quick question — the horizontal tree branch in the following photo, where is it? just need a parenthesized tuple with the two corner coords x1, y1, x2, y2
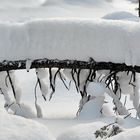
(0, 58, 140, 73)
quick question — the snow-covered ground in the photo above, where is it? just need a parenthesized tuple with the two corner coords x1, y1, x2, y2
(0, 0, 137, 22)
(0, 0, 140, 140)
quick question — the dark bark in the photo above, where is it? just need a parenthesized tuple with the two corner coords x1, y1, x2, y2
(0, 58, 140, 73)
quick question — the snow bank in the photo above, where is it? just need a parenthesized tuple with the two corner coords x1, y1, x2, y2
(1, 19, 140, 66)
(0, 109, 55, 140)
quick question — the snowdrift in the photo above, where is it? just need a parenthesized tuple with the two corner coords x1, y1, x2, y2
(0, 19, 140, 66)
(0, 109, 55, 140)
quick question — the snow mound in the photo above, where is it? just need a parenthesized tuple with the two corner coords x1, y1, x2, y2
(58, 118, 140, 140)
(78, 98, 104, 119)
(0, 109, 55, 140)
(103, 11, 139, 22)
(57, 121, 107, 140)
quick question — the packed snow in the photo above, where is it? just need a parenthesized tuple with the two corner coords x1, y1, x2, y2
(0, 109, 55, 140)
(58, 117, 140, 140)
(0, 0, 140, 140)
(0, 19, 140, 66)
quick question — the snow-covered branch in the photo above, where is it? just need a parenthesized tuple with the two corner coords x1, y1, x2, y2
(1, 58, 140, 73)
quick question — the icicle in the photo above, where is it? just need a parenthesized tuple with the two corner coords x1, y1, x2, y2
(39, 79, 48, 101)
(14, 87, 22, 104)
(71, 69, 79, 92)
(26, 59, 32, 72)
(76, 92, 90, 116)
(58, 70, 69, 90)
(6, 71, 16, 100)
(49, 68, 55, 100)
(34, 79, 43, 118)
(35, 102, 43, 118)
(6, 71, 22, 104)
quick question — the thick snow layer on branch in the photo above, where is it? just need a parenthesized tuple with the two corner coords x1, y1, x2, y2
(1, 19, 140, 66)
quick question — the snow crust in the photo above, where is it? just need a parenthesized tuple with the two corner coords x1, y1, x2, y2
(0, 19, 140, 66)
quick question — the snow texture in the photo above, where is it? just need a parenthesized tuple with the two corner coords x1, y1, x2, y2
(78, 97, 104, 119)
(0, 19, 140, 66)
(0, 109, 55, 140)
(87, 82, 106, 97)
(103, 11, 139, 21)
(58, 117, 140, 140)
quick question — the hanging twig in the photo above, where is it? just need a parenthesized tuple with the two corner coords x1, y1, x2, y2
(71, 69, 79, 92)
(77, 69, 81, 88)
(124, 96, 127, 107)
(53, 68, 61, 88)
(59, 71, 69, 90)
(34, 79, 38, 104)
(124, 113, 131, 119)
(6, 71, 16, 100)
(49, 68, 55, 100)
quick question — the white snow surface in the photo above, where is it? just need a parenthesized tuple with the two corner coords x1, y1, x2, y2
(0, 0, 140, 140)
(58, 117, 140, 140)
(78, 97, 104, 119)
(0, 19, 140, 66)
(0, 109, 55, 140)
(87, 82, 106, 96)
(103, 11, 139, 21)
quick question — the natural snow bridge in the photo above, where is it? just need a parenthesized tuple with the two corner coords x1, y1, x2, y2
(1, 19, 140, 118)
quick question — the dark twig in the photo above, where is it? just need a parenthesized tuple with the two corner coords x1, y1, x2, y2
(6, 71, 16, 100)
